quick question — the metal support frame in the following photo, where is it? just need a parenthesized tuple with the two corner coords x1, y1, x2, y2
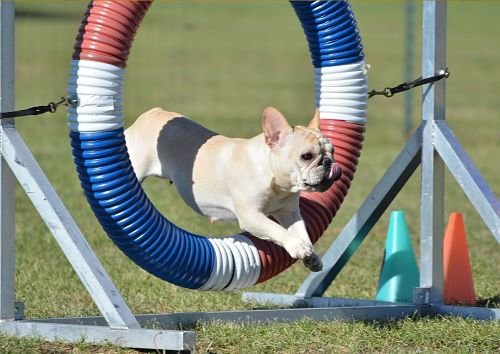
(244, 0, 499, 321)
(0, 0, 16, 324)
(0, 0, 498, 352)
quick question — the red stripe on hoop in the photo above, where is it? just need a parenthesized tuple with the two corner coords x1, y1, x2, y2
(73, 0, 152, 68)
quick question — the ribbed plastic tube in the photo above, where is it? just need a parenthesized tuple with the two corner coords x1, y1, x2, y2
(68, 0, 366, 290)
(253, 0, 367, 283)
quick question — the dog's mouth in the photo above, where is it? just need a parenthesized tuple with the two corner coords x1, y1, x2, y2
(303, 161, 342, 192)
(328, 162, 343, 181)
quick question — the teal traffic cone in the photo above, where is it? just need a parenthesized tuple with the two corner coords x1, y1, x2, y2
(375, 210, 419, 303)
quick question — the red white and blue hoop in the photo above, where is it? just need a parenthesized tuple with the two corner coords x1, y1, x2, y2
(68, 0, 367, 290)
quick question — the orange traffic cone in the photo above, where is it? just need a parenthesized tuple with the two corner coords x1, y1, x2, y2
(443, 213, 476, 305)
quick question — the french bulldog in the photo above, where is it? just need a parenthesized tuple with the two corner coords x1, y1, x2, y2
(124, 107, 342, 272)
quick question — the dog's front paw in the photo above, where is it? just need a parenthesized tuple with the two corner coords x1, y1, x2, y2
(303, 253, 323, 272)
(283, 237, 313, 260)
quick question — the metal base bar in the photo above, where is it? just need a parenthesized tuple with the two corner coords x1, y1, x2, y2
(430, 304, 500, 321)
(0, 321, 196, 351)
(1, 300, 497, 350)
(243, 293, 410, 309)
(1, 302, 496, 351)
(23, 306, 422, 328)
(0, 305, 421, 350)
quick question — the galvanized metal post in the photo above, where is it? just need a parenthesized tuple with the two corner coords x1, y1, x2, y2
(419, 0, 447, 304)
(0, 1, 16, 322)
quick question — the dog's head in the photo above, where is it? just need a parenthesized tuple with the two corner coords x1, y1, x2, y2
(262, 107, 342, 193)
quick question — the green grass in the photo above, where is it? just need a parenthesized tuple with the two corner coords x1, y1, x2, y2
(1, 1, 499, 353)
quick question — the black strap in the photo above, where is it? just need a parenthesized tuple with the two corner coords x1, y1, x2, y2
(2, 71, 450, 118)
(369, 68, 450, 99)
(0, 97, 68, 119)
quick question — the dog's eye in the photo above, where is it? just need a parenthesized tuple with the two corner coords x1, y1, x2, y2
(301, 153, 314, 161)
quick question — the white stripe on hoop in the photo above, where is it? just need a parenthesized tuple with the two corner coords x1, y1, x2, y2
(199, 238, 233, 291)
(67, 60, 124, 132)
(315, 60, 368, 124)
(200, 235, 261, 291)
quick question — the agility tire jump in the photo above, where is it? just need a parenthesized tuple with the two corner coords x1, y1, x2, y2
(68, 0, 367, 290)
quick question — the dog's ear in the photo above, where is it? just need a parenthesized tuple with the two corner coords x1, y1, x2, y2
(307, 108, 320, 130)
(262, 107, 292, 148)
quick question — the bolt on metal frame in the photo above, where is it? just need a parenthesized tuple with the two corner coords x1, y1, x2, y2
(0, 1, 498, 352)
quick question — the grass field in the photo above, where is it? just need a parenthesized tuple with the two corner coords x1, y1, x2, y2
(1, 1, 499, 353)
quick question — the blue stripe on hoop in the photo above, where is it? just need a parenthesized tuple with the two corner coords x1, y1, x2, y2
(291, 0, 364, 68)
(70, 129, 215, 289)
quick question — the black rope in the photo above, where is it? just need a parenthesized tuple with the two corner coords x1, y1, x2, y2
(369, 68, 450, 99)
(0, 97, 69, 119)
